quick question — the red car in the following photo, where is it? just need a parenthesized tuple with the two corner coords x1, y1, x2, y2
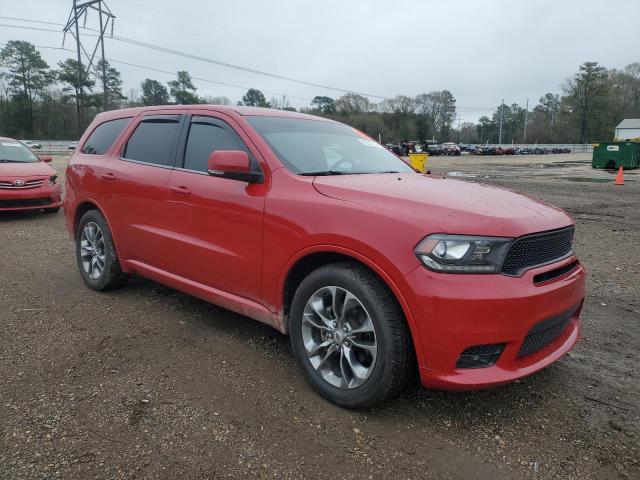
(64, 106, 585, 408)
(0, 137, 61, 213)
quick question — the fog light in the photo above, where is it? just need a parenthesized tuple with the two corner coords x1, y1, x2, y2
(456, 344, 505, 369)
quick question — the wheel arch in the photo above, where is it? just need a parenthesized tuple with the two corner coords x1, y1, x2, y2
(279, 246, 424, 362)
(72, 199, 124, 269)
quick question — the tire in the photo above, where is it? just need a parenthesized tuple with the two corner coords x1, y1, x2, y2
(75, 209, 128, 291)
(289, 262, 414, 408)
(43, 207, 60, 214)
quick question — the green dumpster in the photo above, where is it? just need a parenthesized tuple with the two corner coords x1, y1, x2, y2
(592, 141, 640, 170)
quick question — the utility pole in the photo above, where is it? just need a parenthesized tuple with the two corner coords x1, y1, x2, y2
(457, 116, 461, 143)
(498, 99, 504, 145)
(63, 0, 116, 131)
(523, 98, 529, 144)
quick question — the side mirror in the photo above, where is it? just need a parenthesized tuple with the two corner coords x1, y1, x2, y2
(40, 155, 52, 163)
(207, 150, 262, 183)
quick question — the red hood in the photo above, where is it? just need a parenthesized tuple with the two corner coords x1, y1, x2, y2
(0, 161, 55, 178)
(312, 173, 572, 237)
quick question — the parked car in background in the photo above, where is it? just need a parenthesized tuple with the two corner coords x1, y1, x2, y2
(64, 105, 585, 408)
(459, 144, 476, 153)
(442, 142, 461, 156)
(21, 139, 42, 150)
(0, 137, 61, 213)
(423, 143, 444, 156)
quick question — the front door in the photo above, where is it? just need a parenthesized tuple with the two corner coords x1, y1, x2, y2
(165, 113, 267, 302)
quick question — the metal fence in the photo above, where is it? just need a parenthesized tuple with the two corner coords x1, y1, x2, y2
(482, 144, 593, 153)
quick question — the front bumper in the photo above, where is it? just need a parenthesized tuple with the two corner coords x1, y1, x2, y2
(404, 255, 586, 390)
(0, 183, 62, 212)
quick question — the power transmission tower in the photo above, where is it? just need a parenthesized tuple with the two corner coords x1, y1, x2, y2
(498, 99, 504, 144)
(63, 0, 116, 130)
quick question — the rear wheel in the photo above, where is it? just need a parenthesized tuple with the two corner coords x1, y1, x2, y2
(75, 210, 128, 291)
(290, 263, 414, 408)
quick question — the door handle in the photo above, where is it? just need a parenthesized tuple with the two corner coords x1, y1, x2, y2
(100, 172, 115, 181)
(170, 185, 191, 196)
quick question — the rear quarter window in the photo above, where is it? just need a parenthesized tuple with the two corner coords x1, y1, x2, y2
(81, 117, 131, 155)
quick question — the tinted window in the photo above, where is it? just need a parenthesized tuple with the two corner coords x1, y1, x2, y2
(81, 117, 130, 155)
(183, 116, 248, 172)
(123, 116, 181, 166)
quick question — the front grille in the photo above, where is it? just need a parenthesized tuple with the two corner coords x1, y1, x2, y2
(517, 306, 578, 358)
(0, 178, 46, 189)
(0, 198, 50, 208)
(501, 226, 574, 276)
(533, 260, 579, 284)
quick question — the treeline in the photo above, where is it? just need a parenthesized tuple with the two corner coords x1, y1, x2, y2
(1, 40, 638, 143)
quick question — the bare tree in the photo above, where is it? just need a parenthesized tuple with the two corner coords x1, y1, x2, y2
(335, 93, 371, 114)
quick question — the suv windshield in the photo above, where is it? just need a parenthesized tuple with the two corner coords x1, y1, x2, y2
(246, 116, 413, 175)
(0, 141, 40, 163)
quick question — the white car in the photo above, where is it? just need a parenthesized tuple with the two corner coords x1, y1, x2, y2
(21, 140, 42, 150)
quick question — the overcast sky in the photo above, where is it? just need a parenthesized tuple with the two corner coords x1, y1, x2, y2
(1, 0, 639, 121)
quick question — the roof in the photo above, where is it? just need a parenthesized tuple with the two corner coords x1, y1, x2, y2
(616, 118, 640, 129)
(93, 105, 332, 124)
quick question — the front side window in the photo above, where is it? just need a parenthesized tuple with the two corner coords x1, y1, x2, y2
(0, 141, 40, 163)
(81, 117, 131, 155)
(122, 115, 181, 167)
(182, 116, 249, 172)
(246, 116, 413, 175)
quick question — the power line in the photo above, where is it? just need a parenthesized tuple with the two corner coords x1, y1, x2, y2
(0, 16, 63, 26)
(0, 20, 386, 99)
(0, 42, 313, 103)
(0, 20, 509, 112)
(0, 23, 61, 33)
(107, 58, 314, 102)
(107, 35, 387, 99)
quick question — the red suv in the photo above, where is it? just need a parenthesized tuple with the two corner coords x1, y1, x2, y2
(64, 106, 585, 407)
(0, 137, 60, 213)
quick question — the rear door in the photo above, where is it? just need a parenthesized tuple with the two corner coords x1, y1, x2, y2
(164, 112, 267, 302)
(98, 112, 185, 269)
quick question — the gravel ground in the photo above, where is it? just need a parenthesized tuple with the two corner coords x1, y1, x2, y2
(0, 154, 638, 480)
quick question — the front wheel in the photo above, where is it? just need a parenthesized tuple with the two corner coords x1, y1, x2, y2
(290, 263, 414, 408)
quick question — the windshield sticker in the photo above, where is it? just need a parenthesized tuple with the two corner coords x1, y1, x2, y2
(358, 139, 384, 149)
(2, 142, 22, 147)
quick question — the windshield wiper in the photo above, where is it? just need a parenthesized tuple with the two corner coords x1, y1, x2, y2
(299, 171, 349, 176)
(0, 159, 25, 163)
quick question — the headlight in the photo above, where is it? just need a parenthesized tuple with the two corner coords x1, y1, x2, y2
(48, 175, 57, 185)
(414, 234, 512, 273)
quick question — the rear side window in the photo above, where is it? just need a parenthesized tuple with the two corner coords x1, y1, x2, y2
(122, 115, 181, 167)
(81, 117, 131, 155)
(183, 116, 248, 172)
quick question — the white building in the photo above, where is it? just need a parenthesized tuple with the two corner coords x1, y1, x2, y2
(614, 119, 640, 140)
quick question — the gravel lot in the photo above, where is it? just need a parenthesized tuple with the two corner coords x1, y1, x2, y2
(1, 153, 638, 480)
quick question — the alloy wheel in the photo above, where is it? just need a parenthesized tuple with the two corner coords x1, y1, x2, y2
(301, 286, 377, 389)
(80, 222, 106, 280)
